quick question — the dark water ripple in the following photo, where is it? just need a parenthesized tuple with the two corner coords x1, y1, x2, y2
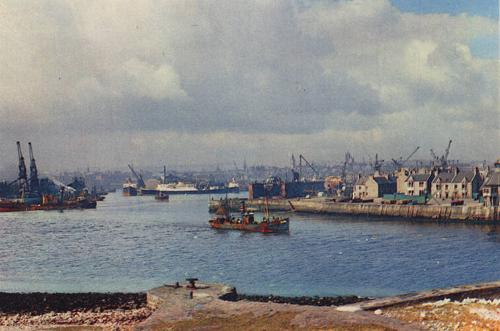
(0, 192, 499, 296)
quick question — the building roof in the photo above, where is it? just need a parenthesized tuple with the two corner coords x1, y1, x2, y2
(355, 176, 368, 186)
(450, 171, 476, 183)
(483, 171, 500, 187)
(432, 172, 454, 183)
(407, 173, 432, 182)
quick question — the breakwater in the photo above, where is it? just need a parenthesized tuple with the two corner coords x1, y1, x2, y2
(209, 198, 499, 222)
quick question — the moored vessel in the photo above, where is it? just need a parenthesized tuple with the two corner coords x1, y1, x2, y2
(122, 180, 138, 196)
(155, 183, 170, 201)
(209, 200, 289, 233)
(0, 195, 97, 212)
(226, 178, 240, 193)
(163, 182, 199, 194)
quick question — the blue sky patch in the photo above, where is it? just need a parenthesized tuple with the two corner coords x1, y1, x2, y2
(470, 34, 499, 58)
(391, 0, 499, 20)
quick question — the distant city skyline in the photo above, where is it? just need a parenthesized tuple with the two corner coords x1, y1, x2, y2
(0, 0, 498, 173)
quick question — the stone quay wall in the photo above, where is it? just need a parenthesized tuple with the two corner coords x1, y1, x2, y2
(209, 198, 499, 222)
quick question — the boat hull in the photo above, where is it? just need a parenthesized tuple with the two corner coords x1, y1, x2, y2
(209, 219, 289, 233)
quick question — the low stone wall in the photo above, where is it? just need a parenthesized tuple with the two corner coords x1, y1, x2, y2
(209, 198, 499, 222)
(338, 281, 500, 311)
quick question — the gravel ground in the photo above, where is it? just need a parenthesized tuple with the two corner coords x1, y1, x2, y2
(0, 308, 152, 330)
(0, 292, 153, 330)
(381, 298, 500, 330)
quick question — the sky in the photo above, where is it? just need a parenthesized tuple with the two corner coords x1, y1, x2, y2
(0, 0, 498, 173)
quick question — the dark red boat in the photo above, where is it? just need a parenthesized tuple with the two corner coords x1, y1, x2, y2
(209, 200, 289, 233)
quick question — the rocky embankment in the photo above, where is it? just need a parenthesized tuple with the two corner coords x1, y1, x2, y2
(228, 293, 369, 306)
(0, 292, 153, 329)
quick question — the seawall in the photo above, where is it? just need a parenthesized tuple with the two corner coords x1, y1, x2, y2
(209, 198, 499, 222)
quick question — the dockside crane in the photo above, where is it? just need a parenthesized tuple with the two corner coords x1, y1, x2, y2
(392, 146, 420, 169)
(28, 142, 39, 193)
(128, 164, 145, 188)
(16, 141, 29, 197)
(430, 139, 452, 168)
(341, 152, 355, 182)
(290, 154, 300, 182)
(370, 154, 384, 172)
(299, 154, 320, 180)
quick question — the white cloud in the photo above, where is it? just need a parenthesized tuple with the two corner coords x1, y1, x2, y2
(120, 58, 187, 100)
(0, 0, 497, 170)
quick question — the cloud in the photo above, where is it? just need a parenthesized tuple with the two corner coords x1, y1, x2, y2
(119, 59, 187, 100)
(0, 0, 497, 170)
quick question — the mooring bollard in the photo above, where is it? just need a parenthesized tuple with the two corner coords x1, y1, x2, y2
(186, 278, 198, 289)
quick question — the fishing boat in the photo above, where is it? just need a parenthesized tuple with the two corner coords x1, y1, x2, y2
(209, 200, 289, 233)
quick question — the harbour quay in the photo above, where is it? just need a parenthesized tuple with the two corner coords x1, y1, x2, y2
(209, 197, 499, 222)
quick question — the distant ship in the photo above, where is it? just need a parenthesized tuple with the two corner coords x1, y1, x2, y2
(226, 179, 240, 193)
(154, 184, 169, 201)
(161, 182, 199, 195)
(157, 181, 240, 195)
(122, 179, 138, 196)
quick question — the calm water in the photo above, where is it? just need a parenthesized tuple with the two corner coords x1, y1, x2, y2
(0, 192, 499, 297)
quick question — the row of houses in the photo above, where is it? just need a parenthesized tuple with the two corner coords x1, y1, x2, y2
(353, 159, 500, 206)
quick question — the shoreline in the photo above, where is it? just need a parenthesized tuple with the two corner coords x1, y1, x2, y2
(2, 281, 500, 330)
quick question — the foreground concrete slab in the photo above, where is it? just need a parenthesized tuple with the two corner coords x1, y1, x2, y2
(135, 281, 420, 330)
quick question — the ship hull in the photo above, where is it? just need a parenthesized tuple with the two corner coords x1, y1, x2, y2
(166, 188, 238, 195)
(140, 188, 158, 195)
(122, 187, 138, 196)
(0, 199, 97, 212)
(155, 192, 169, 201)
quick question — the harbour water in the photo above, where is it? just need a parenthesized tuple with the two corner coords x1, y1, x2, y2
(0, 192, 499, 297)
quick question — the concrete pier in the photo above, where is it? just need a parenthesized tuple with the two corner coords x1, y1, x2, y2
(209, 198, 499, 222)
(136, 280, 419, 330)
